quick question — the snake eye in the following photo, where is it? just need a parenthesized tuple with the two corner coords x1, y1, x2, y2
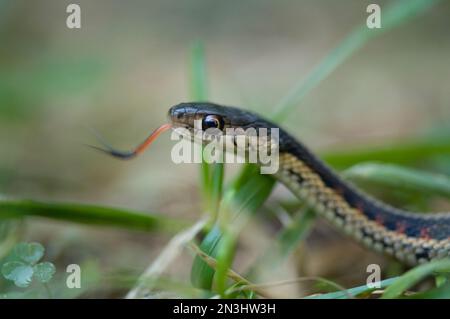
(202, 114, 224, 130)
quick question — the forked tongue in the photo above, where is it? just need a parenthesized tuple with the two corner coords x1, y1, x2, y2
(88, 123, 172, 159)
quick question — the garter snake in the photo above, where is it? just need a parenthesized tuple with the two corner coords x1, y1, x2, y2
(167, 102, 450, 266)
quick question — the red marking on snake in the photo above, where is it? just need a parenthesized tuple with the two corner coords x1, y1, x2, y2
(396, 222, 407, 234)
(375, 215, 384, 226)
(355, 202, 365, 214)
(420, 228, 431, 240)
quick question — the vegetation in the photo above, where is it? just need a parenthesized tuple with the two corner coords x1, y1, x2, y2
(1, 0, 449, 298)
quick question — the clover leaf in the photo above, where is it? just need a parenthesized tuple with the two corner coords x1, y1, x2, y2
(14, 242, 44, 265)
(33, 262, 56, 283)
(1, 261, 34, 288)
(1, 242, 55, 289)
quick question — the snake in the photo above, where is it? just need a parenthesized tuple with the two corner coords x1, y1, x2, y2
(95, 102, 450, 266)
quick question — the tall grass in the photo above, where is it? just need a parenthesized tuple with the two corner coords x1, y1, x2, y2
(186, 0, 450, 299)
(1, 0, 449, 299)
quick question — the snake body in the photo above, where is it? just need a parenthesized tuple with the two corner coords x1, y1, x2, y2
(168, 102, 450, 265)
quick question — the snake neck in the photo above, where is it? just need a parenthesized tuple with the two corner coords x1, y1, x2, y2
(274, 131, 450, 265)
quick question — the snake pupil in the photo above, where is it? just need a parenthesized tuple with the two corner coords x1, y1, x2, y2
(202, 115, 224, 130)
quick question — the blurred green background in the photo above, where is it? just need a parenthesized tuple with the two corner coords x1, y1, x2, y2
(1, 0, 450, 298)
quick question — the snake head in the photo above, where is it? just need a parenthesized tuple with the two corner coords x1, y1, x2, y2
(168, 102, 261, 132)
(168, 102, 280, 154)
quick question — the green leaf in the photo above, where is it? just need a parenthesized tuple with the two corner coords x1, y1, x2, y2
(189, 42, 212, 213)
(0, 200, 189, 233)
(14, 242, 44, 265)
(344, 163, 450, 198)
(277, 209, 316, 257)
(306, 277, 398, 299)
(405, 282, 450, 299)
(225, 0, 447, 285)
(382, 259, 450, 299)
(189, 41, 208, 101)
(186, 0, 444, 299)
(435, 275, 447, 287)
(272, 0, 441, 122)
(190, 226, 222, 289)
(322, 138, 450, 170)
(191, 173, 275, 291)
(210, 163, 224, 222)
(33, 262, 56, 283)
(247, 208, 316, 280)
(214, 231, 236, 296)
(343, 162, 450, 199)
(1, 261, 34, 288)
(226, 171, 276, 215)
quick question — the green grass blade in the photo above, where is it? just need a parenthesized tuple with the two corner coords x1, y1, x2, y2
(306, 277, 398, 299)
(188, 42, 227, 291)
(343, 162, 450, 199)
(214, 231, 236, 296)
(190, 225, 222, 289)
(212, 174, 276, 293)
(246, 208, 316, 280)
(190, 41, 208, 102)
(189, 41, 213, 211)
(382, 259, 450, 299)
(277, 209, 316, 257)
(323, 138, 450, 170)
(210, 162, 224, 222)
(226, 173, 276, 217)
(235, 0, 443, 195)
(404, 282, 450, 299)
(188, 0, 443, 298)
(227, 0, 445, 242)
(0, 200, 189, 233)
(272, 0, 441, 122)
(190, 173, 275, 290)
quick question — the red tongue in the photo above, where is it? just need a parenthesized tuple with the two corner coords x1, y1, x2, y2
(89, 123, 172, 160)
(133, 123, 172, 156)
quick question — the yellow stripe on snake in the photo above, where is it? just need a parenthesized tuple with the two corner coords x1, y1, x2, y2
(168, 102, 450, 266)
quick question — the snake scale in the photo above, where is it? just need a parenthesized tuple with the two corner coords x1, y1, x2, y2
(167, 102, 450, 266)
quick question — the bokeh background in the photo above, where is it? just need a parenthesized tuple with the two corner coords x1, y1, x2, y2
(1, 0, 450, 297)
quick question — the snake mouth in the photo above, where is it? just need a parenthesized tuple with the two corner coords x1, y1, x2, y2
(168, 118, 190, 130)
